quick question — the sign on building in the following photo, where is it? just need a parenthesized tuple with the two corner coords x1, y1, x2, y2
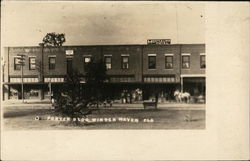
(10, 77, 39, 83)
(44, 77, 64, 83)
(147, 39, 171, 45)
(66, 50, 74, 58)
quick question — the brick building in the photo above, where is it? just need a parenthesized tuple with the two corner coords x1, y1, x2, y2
(2, 43, 205, 102)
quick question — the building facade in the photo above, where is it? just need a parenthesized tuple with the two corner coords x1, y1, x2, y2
(2, 43, 205, 102)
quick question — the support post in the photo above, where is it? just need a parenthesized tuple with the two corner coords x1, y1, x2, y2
(181, 76, 183, 93)
(17, 54, 26, 103)
(49, 81, 52, 103)
(21, 63, 24, 102)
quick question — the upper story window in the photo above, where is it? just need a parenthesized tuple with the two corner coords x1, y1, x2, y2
(29, 57, 36, 70)
(49, 57, 56, 70)
(200, 54, 206, 69)
(67, 58, 73, 74)
(148, 54, 156, 69)
(104, 56, 112, 70)
(121, 56, 129, 69)
(182, 54, 190, 69)
(165, 55, 173, 69)
(14, 57, 21, 70)
(84, 57, 91, 65)
(83, 56, 92, 70)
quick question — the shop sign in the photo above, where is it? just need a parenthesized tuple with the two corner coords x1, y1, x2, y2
(147, 39, 171, 45)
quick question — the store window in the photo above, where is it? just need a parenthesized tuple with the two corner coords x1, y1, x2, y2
(14, 58, 21, 70)
(165, 56, 173, 69)
(148, 56, 156, 69)
(29, 89, 39, 98)
(105, 56, 112, 69)
(121, 56, 129, 69)
(49, 57, 56, 70)
(200, 55, 206, 69)
(182, 55, 190, 69)
(29, 57, 36, 70)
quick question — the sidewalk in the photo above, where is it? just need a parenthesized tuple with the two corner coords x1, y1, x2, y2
(2, 99, 51, 105)
(2, 100, 205, 110)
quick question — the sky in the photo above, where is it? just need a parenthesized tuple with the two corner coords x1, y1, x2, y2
(1, 1, 205, 47)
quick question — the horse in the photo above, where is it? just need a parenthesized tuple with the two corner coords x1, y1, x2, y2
(174, 90, 191, 103)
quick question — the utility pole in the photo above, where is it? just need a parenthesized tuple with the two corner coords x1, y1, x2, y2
(17, 54, 26, 103)
(39, 43, 45, 100)
(49, 79, 52, 103)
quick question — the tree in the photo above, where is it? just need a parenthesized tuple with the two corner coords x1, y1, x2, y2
(84, 59, 108, 108)
(53, 70, 93, 125)
(53, 59, 108, 125)
(42, 32, 66, 47)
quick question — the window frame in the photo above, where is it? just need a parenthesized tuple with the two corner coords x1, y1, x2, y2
(200, 55, 206, 69)
(14, 57, 21, 70)
(83, 56, 92, 70)
(49, 57, 56, 70)
(29, 57, 36, 70)
(67, 58, 73, 74)
(121, 56, 129, 69)
(182, 55, 190, 69)
(104, 56, 112, 70)
(148, 55, 156, 69)
(165, 56, 173, 69)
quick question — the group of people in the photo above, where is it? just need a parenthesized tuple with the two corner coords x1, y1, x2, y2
(107, 89, 193, 104)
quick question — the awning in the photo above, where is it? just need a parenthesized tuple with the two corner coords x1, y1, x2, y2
(183, 77, 205, 83)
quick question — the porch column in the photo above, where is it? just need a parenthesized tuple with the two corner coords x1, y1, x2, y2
(180, 76, 183, 92)
(3, 85, 9, 100)
(39, 88, 44, 100)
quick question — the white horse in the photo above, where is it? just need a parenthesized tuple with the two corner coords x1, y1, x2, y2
(174, 90, 191, 103)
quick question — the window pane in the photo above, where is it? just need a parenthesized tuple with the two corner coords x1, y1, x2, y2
(122, 56, 129, 69)
(30, 64, 36, 69)
(84, 57, 91, 63)
(15, 58, 20, 64)
(148, 56, 156, 69)
(200, 55, 206, 68)
(182, 56, 189, 62)
(201, 55, 205, 61)
(106, 64, 111, 69)
(165, 56, 173, 69)
(30, 58, 35, 63)
(123, 57, 128, 62)
(166, 56, 172, 62)
(105, 57, 111, 63)
(166, 63, 173, 69)
(67, 58, 73, 73)
(50, 58, 56, 63)
(29, 57, 36, 70)
(15, 65, 21, 70)
(105, 57, 112, 69)
(182, 56, 190, 69)
(14, 58, 21, 70)
(49, 57, 56, 69)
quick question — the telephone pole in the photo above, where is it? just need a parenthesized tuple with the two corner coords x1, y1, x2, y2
(17, 54, 26, 103)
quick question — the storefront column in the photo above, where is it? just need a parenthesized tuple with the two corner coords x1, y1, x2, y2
(39, 88, 44, 100)
(180, 77, 183, 92)
(3, 85, 9, 101)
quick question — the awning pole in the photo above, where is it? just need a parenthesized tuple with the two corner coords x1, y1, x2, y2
(181, 77, 183, 92)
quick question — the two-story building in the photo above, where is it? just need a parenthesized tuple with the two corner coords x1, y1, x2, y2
(2, 42, 205, 102)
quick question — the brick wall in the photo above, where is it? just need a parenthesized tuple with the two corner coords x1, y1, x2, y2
(180, 44, 206, 75)
(4, 44, 205, 83)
